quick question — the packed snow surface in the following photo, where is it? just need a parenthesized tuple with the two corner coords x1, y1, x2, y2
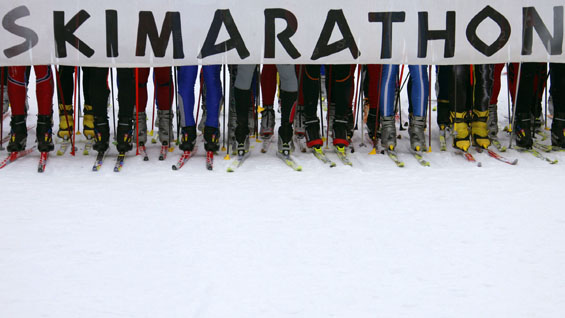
(1, 68, 564, 317)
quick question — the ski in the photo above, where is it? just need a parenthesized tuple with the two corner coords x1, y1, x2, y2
(533, 141, 552, 153)
(475, 147, 518, 165)
(92, 151, 107, 171)
(534, 129, 550, 141)
(206, 151, 214, 170)
(456, 150, 482, 167)
(114, 153, 126, 172)
(312, 147, 336, 167)
(385, 149, 405, 167)
(83, 140, 93, 155)
(335, 146, 353, 166)
(276, 151, 302, 171)
(439, 129, 447, 151)
(139, 145, 149, 161)
(172, 148, 197, 171)
(293, 135, 308, 153)
(260, 135, 275, 153)
(517, 148, 558, 164)
(0, 147, 35, 169)
(491, 139, 507, 152)
(158, 145, 168, 161)
(37, 152, 48, 173)
(226, 151, 249, 172)
(56, 141, 72, 156)
(410, 150, 430, 167)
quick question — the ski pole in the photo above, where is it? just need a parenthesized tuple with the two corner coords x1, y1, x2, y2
(0, 67, 4, 150)
(174, 66, 180, 144)
(326, 65, 333, 148)
(428, 65, 432, 152)
(358, 66, 367, 148)
(506, 63, 511, 131)
(135, 68, 140, 155)
(352, 64, 361, 129)
(223, 64, 229, 158)
(71, 66, 79, 156)
(76, 67, 82, 136)
(150, 71, 156, 136)
(195, 67, 203, 129)
(110, 68, 117, 140)
(318, 67, 325, 142)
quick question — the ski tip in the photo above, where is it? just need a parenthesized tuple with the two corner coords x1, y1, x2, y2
(172, 165, 178, 171)
(477, 162, 483, 167)
(143, 156, 149, 161)
(296, 166, 303, 171)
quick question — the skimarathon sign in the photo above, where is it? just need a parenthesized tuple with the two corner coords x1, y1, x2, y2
(0, 0, 564, 66)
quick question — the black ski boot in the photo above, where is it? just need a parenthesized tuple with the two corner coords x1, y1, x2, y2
(7, 115, 27, 152)
(332, 115, 350, 147)
(179, 126, 197, 151)
(203, 126, 220, 152)
(36, 114, 54, 152)
(304, 116, 323, 149)
(514, 113, 533, 149)
(116, 117, 133, 153)
(93, 117, 110, 153)
(551, 113, 565, 149)
(278, 122, 294, 155)
(234, 124, 250, 155)
(366, 108, 378, 140)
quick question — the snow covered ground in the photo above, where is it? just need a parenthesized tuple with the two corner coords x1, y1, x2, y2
(1, 68, 565, 317)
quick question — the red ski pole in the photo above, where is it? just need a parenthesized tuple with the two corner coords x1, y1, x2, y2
(0, 67, 4, 150)
(135, 68, 140, 155)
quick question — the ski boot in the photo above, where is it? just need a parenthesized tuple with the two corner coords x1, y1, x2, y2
(380, 116, 397, 151)
(93, 117, 110, 153)
(332, 115, 350, 148)
(293, 105, 306, 136)
(135, 112, 148, 147)
(83, 104, 95, 140)
(198, 84, 207, 132)
(203, 126, 220, 152)
(278, 122, 294, 155)
(57, 104, 73, 140)
(514, 113, 533, 149)
(260, 105, 275, 138)
(366, 108, 378, 140)
(408, 114, 427, 152)
(471, 109, 490, 149)
(304, 116, 323, 149)
(451, 111, 470, 151)
(551, 113, 565, 149)
(7, 115, 27, 152)
(487, 104, 498, 140)
(116, 117, 133, 153)
(179, 126, 197, 152)
(36, 114, 54, 152)
(157, 109, 174, 146)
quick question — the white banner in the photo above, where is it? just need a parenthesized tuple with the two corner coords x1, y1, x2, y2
(0, 0, 564, 66)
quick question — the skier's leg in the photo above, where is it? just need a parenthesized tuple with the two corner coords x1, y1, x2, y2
(202, 65, 222, 152)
